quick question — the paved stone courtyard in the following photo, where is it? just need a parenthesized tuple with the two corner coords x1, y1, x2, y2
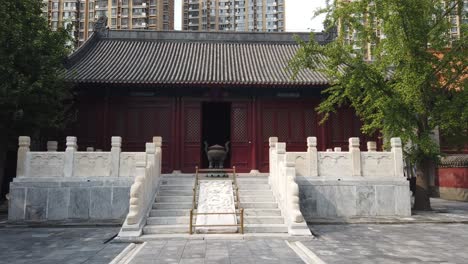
(0, 198, 467, 263)
(0, 227, 126, 264)
(130, 240, 304, 264)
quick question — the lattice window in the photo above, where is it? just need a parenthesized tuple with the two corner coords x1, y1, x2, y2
(185, 108, 201, 142)
(232, 107, 248, 142)
(156, 108, 172, 141)
(290, 110, 303, 141)
(277, 111, 289, 141)
(304, 109, 317, 137)
(262, 110, 275, 141)
(128, 109, 140, 140)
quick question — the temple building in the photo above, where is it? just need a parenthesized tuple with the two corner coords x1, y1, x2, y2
(64, 27, 376, 174)
(8, 26, 412, 237)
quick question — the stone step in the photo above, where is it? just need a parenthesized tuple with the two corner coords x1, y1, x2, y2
(236, 178, 269, 183)
(239, 196, 275, 202)
(240, 202, 278, 209)
(143, 225, 189, 234)
(244, 224, 288, 233)
(244, 209, 282, 216)
(153, 202, 192, 209)
(239, 190, 274, 196)
(237, 184, 270, 190)
(160, 179, 194, 185)
(242, 216, 284, 224)
(147, 216, 189, 225)
(156, 196, 193, 203)
(159, 185, 193, 191)
(159, 190, 193, 196)
(149, 209, 190, 217)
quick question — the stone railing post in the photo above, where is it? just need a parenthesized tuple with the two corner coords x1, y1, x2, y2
(349, 137, 361, 176)
(153, 136, 162, 175)
(47, 141, 58, 152)
(110, 136, 122, 177)
(276, 142, 287, 202)
(126, 155, 146, 225)
(391, 137, 404, 177)
(285, 153, 303, 223)
(306, 137, 318, 176)
(16, 136, 31, 177)
(367, 141, 377, 152)
(268, 137, 278, 186)
(63, 136, 77, 178)
(145, 142, 156, 167)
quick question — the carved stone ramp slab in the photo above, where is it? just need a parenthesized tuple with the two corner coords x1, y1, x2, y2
(195, 180, 237, 233)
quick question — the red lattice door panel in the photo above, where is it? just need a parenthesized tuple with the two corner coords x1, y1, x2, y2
(259, 100, 319, 172)
(108, 97, 175, 173)
(230, 102, 252, 173)
(326, 107, 378, 151)
(74, 96, 105, 150)
(181, 100, 202, 173)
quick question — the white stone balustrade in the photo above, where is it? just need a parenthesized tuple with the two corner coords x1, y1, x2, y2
(120, 137, 163, 237)
(16, 136, 161, 179)
(269, 136, 411, 220)
(274, 136, 406, 178)
(269, 138, 311, 236)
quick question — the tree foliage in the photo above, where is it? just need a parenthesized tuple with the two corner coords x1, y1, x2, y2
(290, 0, 467, 209)
(0, 0, 73, 147)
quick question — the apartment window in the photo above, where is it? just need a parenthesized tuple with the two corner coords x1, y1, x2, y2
(111, 18, 117, 25)
(122, 18, 128, 25)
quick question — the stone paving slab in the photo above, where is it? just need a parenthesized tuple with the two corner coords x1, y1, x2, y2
(305, 223, 468, 264)
(128, 239, 304, 264)
(307, 198, 468, 224)
(0, 227, 128, 264)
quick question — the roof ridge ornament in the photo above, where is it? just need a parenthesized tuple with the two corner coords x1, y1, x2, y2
(94, 16, 109, 37)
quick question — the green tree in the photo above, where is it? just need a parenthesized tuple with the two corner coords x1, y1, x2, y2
(290, 0, 467, 210)
(0, 0, 73, 195)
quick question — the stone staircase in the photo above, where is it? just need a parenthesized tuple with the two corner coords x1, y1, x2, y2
(142, 174, 288, 235)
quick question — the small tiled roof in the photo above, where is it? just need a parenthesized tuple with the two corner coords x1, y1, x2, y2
(438, 154, 468, 168)
(65, 30, 333, 86)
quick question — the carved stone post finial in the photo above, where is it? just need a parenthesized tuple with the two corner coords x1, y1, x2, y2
(269, 137, 278, 148)
(391, 137, 404, 177)
(349, 137, 361, 176)
(153, 137, 162, 148)
(334, 147, 342, 152)
(17, 136, 31, 177)
(64, 136, 77, 177)
(307, 137, 318, 176)
(47, 141, 58, 152)
(367, 141, 377, 152)
(110, 136, 122, 177)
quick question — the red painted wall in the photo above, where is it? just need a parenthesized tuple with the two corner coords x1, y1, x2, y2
(436, 168, 468, 189)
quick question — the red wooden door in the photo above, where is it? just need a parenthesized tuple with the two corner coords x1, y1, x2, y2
(108, 97, 175, 173)
(326, 107, 380, 151)
(259, 100, 319, 172)
(180, 100, 202, 173)
(230, 102, 252, 173)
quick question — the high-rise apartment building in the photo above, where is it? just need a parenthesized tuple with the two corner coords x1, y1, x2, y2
(182, 0, 285, 32)
(337, 0, 467, 60)
(41, 0, 174, 46)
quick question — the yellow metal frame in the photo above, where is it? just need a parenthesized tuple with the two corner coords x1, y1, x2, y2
(189, 166, 244, 235)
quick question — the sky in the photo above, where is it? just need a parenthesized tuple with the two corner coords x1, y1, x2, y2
(174, 0, 327, 32)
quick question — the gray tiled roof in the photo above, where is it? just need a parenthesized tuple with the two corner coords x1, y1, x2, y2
(65, 30, 332, 86)
(438, 154, 468, 168)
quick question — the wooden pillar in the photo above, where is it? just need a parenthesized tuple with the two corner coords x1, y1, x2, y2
(251, 96, 258, 171)
(102, 87, 110, 150)
(173, 97, 181, 171)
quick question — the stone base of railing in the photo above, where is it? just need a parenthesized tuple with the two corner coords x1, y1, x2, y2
(8, 177, 133, 222)
(288, 222, 312, 236)
(297, 176, 411, 220)
(118, 219, 146, 239)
